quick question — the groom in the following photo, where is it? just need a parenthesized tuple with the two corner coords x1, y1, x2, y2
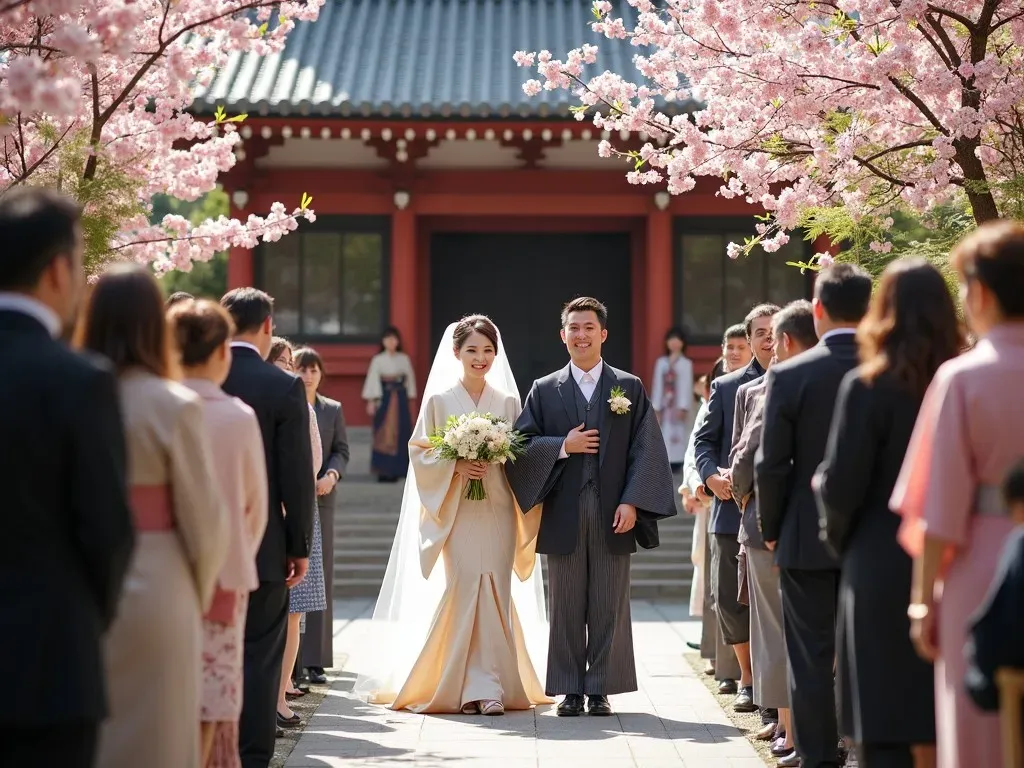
(506, 297, 677, 716)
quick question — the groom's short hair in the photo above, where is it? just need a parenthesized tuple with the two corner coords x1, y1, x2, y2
(561, 296, 608, 328)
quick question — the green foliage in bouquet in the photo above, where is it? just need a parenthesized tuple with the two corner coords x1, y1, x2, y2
(428, 412, 527, 500)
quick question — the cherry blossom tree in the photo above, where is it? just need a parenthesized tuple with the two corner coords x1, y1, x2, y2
(0, 0, 323, 274)
(516, 0, 1024, 262)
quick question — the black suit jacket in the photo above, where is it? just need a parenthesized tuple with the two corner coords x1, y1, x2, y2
(966, 527, 1024, 715)
(222, 345, 314, 581)
(314, 394, 350, 508)
(756, 332, 859, 570)
(694, 358, 765, 535)
(0, 309, 135, 722)
(508, 363, 677, 555)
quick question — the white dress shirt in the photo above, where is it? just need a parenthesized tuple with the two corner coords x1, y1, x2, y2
(0, 292, 61, 338)
(559, 359, 604, 459)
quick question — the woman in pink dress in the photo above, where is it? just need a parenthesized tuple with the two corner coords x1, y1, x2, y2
(891, 220, 1024, 768)
(170, 299, 269, 768)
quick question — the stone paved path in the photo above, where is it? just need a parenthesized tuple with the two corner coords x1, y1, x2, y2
(284, 599, 764, 768)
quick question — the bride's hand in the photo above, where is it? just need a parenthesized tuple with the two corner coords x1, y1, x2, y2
(455, 460, 488, 480)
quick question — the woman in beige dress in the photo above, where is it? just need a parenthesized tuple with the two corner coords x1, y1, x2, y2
(79, 265, 229, 768)
(170, 299, 269, 768)
(355, 316, 550, 715)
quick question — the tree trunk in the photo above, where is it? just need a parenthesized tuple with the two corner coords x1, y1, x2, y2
(954, 140, 1000, 224)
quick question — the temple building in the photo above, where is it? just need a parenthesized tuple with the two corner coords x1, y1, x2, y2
(197, 0, 813, 422)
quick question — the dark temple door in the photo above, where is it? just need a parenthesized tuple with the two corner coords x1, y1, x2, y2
(430, 232, 632, 401)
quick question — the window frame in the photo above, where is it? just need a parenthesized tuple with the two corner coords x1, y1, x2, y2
(673, 216, 814, 345)
(254, 214, 391, 344)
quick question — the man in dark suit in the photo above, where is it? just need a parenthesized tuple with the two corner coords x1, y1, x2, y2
(694, 303, 778, 712)
(755, 264, 872, 768)
(0, 188, 135, 767)
(220, 288, 314, 768)
(506, 297, 677, 717)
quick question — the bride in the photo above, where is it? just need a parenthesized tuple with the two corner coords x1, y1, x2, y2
(354, 315, 551, 715)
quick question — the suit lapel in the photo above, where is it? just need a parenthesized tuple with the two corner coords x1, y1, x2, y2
(598, 365, 615, 468)
(555, 364, 578, 427)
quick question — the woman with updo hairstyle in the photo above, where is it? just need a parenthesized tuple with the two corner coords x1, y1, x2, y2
(169, 298, 269, 768)
(356, 314, 549, 717)
(815, 258, 962, 768)
(890, 221, 1024, 768)
(80, 266, 229, 768)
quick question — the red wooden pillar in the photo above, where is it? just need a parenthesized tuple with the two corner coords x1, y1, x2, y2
(645, 209, 673, 384)
(390, 207, 418, 365)
(227, 199, 255, 288)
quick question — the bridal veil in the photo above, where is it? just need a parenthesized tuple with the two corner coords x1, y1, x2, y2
(352, 322, 549, 701)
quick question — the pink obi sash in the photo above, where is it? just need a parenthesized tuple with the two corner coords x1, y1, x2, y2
(130, 484, 174, 532)
(205, 587, 239, 626)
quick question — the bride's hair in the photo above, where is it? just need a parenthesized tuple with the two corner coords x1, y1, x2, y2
(452, 314, 499, 353)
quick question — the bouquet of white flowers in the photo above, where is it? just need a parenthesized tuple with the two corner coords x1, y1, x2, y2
(427, 412, 526, 500)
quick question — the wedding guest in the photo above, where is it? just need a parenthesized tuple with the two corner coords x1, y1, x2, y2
(652, 326, 694, 471)
(730, 300, 818, 759)
(695, 305, 779, 713)
(816, 259, 961, 768)
(682, 356, 742, 687)
(0, 188, 135, 768)
(220, 288, 314, 768)
(686, 326, 750, 691)
(276, 393, 326, 728)
(757, 263, 872, 768)
(171, 299, 270, 768)
(965, 458, 1024, 717)
(892, 221, 1024, 768)
(83, 265, 229, 768)
(295, 346, 350, 684)
(363, 326, 416, 482)
(167, 290, 195, 309)
(268, 337, 294, 371)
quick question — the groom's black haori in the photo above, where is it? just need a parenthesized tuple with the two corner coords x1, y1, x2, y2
(506, 359, 677, 697)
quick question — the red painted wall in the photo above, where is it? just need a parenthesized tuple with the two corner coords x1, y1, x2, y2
(230, 165, 766, 425)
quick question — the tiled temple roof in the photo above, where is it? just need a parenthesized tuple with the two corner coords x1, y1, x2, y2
(194, 0, 691, 119)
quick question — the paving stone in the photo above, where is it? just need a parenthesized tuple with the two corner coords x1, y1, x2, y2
(283, 598, 764, 768)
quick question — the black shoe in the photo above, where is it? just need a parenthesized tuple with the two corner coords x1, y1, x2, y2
(777, 751, 801, 767)
(718, 679, 737, 695)
(276, 728, 285, 738)
(761, 707, 779, 723)
(587, 695, 612, 716)
(686, 641, 701, 650)
(733, 685, 757, 712)
(556, 694, 585, 717)
(305, 667, 328, 685)
(277, 711, 301, 728)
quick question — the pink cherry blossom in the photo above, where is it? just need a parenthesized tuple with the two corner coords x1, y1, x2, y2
(516, 0, 1023, 256)
(0, 0, 324, 272)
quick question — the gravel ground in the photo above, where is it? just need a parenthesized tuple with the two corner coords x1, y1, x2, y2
(270, 675, 333, 768)
(682, 649, 859, 768)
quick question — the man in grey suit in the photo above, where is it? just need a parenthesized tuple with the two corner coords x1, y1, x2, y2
(693, 303, 778, 713)
(728, 300, 817, 756)
(506, 297, 677, 717)
(294, 347, 350, 683)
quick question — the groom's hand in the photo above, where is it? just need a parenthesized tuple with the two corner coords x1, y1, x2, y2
(613, 504, 637, 533)
(564, 423, 600, 454)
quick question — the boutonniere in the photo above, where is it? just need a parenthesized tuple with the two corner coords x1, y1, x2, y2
(608, 385, 631, 415)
